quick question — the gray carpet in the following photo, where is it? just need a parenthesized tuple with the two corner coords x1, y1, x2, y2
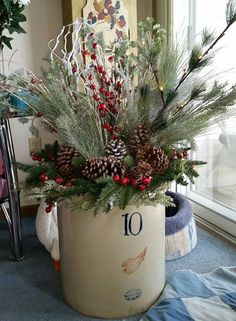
(0, 218, 236, 321)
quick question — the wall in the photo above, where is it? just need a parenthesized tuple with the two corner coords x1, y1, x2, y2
(3, 0, 63, 206)
(137, 0, 153, 21)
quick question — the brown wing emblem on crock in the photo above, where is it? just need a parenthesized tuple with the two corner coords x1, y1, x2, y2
(122, 247, 147, 274)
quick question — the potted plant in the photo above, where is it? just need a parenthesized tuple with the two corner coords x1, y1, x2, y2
(2, 1, 236, 317)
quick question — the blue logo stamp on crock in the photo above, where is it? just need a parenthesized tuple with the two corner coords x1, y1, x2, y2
(124, 288, 142, 301)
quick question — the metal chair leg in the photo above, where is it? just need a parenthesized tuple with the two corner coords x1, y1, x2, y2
(0, 119, 24, 261)
(0, 202, 24, 261)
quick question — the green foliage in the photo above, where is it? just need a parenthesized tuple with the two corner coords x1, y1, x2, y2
(189, 83, 206, 100)
(154, 159, 207, 186)
(72, 156, 86, 169)
(36, 141, 59, 161)
(201, 28, 215, 46)
(136, 17, 166, 65)
(17, 161, 57, 187)
(15, 162, 37, 173)
(95, 182, 122, 213)
(226, 0, 236, 24)
(26, 59, 106, 159)
(188, 45, 210, 70)
(119, 184, 136, 209)
(0, 0, 27, 49)
(123, 155, 135, 170)
(132, 186, 174, 208)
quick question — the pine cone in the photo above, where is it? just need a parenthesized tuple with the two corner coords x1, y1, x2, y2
(137, 145, 169, 175)
(131, 160, 153, 180)
(127, 124, 151, 156)
(105, 139, 128, 160)
(56, 145, 80, 177)
(82, 156, 125, 179)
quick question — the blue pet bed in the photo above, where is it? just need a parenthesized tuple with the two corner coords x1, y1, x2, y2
(165, 191, 197, 261)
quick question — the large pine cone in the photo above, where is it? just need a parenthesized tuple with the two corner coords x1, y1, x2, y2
(56, 145, 80, 177)
(105, 139, 128, 160)
(127, 124, 151, 156)
(82, 156, 125, 179)
(137, 145, 169, 174)
(131, 161, 153, 180)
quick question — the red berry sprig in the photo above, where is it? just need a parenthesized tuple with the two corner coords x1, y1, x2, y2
(138, 185, 146, 191)
(45, 201, 54, 214)
(31, 153, 43, 162)
(93, 94, 100, 102)
(171, 149, 189, 160)
(120, 177, 130, 185)
(72, 66, 78, 73)
(31, 78, 38, 84)
(97, 103, 106, 111)
(108, 56, 113, 62)
(82, 50, 88, 58)
(45, 206, 52, 214)
(92, 42, 98, 49)
(32, 154, 38, 161)
(113, 175, 120, 183)
(90, 83, 96, 90)
(39, 173, 49, 183)
(56, 177, 63, 185)
(103, 122, 113, 131)
(113, 175, 153, 191)
(99, 86, 106, 94)
(131, 179, 138, 187)
(141, 176, 153, 186)
(91, 53, 97, 60)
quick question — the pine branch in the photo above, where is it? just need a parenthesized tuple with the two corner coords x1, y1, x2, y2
(174, 13, 236, 94)
(150, 63, 166, 110)
(15, 162, 38, 173)
(226, 0, 236, 24)
(119, 185, 136, 209)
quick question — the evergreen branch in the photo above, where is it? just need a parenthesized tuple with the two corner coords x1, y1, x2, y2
(15, 162, 37, 173)
(226, 0, 236, 24)
(173, 83, 206, 115)
(119, 185, 136, 209)
(150, 63, 166, 110)
(96, 182, 122, 212)
(201, 28, 215, 46)
(174, 10, 236, 93)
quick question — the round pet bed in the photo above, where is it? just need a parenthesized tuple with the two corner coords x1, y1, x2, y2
(165, 191, 197, 261)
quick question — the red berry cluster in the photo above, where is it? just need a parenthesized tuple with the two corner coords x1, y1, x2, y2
(56, 177, 63, 185)
(31, 78, 38, 84)
(45, 201, 55, 214)
(113, 175, 153, 191)
(31, 152, 43, 162)
(81, 39, 124, 133)
(39, 172, 73, 188)
(171, 149, 188, 160)
(39, 172, 48, 182)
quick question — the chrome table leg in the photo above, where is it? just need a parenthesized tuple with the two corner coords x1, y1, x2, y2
(0, 119, 24, 261)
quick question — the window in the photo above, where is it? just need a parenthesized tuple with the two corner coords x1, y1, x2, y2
(173, 0, 236, 237)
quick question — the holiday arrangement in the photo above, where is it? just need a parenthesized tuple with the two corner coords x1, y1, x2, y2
(1, 1, 236, 214)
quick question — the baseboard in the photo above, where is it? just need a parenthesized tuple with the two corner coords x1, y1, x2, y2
(195, 214, 236, 247)
(0, 204, 39, 220)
